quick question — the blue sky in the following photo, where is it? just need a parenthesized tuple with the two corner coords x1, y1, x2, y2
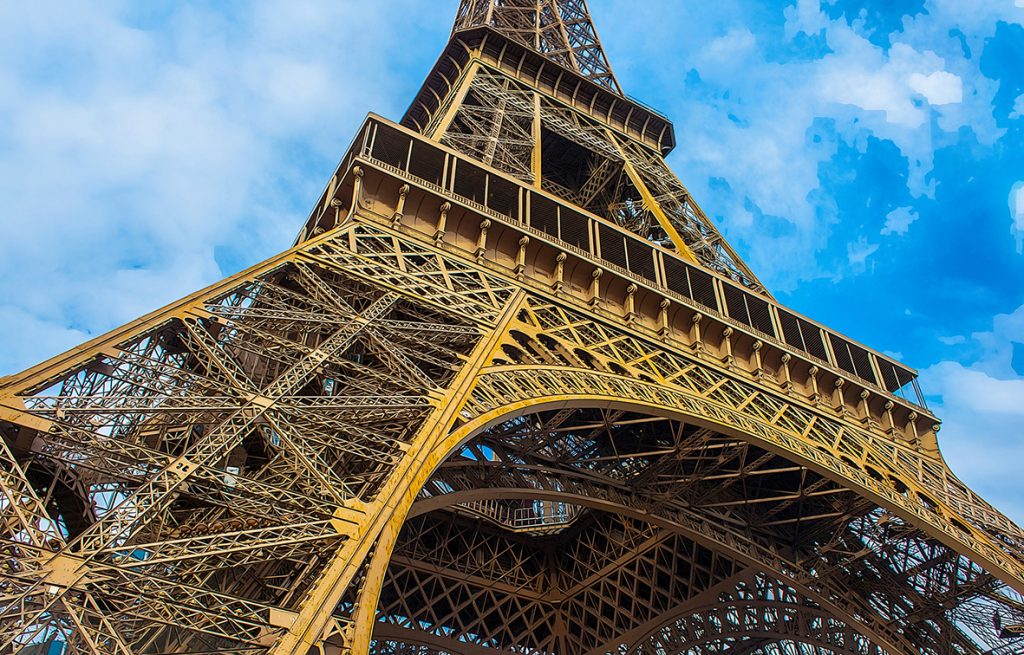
(1, 0, 1022, 522)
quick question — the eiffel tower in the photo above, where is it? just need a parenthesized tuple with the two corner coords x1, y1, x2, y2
(3, 2, 1023, 654)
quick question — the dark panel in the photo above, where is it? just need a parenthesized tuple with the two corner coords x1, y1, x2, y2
(687, 267, 718, 311)
(599, 224, 627, 270)
(879, 364, 900, 392)
(663, 257, 692, 300)
(453, 160, 488, 205)
(625, 236, 656, 282)
(843, 338, 878, 384)
(532, 193, 560, 239)
(371, 124, 411, 170)
(745, 293, 775, 337)
(408, 141, 446, 186)
(879, 360, 915, 393)
(829, 333, 857, 377)
(778, 310, 805, 351)
(799, 319, 829, 362)
(560, 208, 591, 251)
(723, 285, 750, 327)
(487, 174, 519, 219)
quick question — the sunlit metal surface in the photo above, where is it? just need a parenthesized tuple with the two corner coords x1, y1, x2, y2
(2, 2, 1022, 654)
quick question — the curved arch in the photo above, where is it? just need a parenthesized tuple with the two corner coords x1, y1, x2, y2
(373, 598, 873, 655)
(624, 595, 883, 655)
(395, 396, 918, 653)
(447, 367, 1024, 595)
(372, 623, 476, 655)
(354, 371, 1022, 655)
(634, 634, 865, 655)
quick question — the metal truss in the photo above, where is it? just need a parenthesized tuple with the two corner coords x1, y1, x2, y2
(407, 404, 1024, 654)
(430, 57, 768, 295)
(379, 505, 895, 655)
(0, 217, 522, 654)
(462, 314, 1024, 585)
(441, 68, 538, 183)
(2, 2, 1023, 654)
(454, 0, 621, 93)
(2, 152, 1023, 654)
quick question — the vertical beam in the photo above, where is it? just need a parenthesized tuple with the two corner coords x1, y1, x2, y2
(548, 546, 570, 654)
(269, 290, 528, 655)
(532, 91, 543, 188)
(549, 0, 577, 73)
(342, 520, 401, 655)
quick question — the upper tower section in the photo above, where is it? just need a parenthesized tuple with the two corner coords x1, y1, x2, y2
(403, 0, 769, 296)
(453, 0, 622, 94)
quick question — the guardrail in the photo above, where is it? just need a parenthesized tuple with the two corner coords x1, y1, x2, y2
(457, 498, 584, 533)
(329, 117, 928, 411)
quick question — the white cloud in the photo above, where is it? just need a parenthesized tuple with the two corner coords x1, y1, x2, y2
(784, 0, 827, 38)
(0, 0, 449, 374)
(1012, 182, 1024, 254)
(583, 0, 1018, 289)
(908, 70, 963, 105)
(1011, 94, 1024, 119)
(930, 363, 1024, 415)
(0, 306, 90, 375)
(922, 303, 1024, 525)
(847, 236, 879, 270)
(938, 335, 967, 346)
(818, 38, 962, 129)
(701, 28, 758, 67)
(882, 206, 919, 236)
(926, 361, 1024, 524)
(969, 303, 1024, 378)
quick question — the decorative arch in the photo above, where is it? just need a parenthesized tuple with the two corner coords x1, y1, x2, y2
(447, 367, 1024, 594)
(345, 370, 1024, 655)
(358, 400, 912, 654)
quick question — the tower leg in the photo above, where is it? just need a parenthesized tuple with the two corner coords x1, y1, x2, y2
(268, 291, 526, 655)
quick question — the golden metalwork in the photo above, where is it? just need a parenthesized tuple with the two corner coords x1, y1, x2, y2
(2, 2, 1023, 654)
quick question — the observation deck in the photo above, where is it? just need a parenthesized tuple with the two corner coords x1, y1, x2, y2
(300, 115, 937, 449)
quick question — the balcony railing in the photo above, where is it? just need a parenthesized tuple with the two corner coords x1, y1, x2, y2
(456, 498, 584, 534)
(309, 117, 928, 411)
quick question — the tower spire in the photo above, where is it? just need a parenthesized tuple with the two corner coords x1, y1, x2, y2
(454, 0, 621, 94)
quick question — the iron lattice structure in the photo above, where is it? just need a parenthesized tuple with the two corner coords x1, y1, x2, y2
(2, 2, 1023, 654)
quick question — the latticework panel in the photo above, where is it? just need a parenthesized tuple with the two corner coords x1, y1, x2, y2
(0, 221, 522, 655)
(401, 404, 1024, 654)
(441, 69, 537, 183)
(454, 0, 621, 93)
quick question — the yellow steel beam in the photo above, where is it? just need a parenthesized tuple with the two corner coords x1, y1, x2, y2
(427, 57, 483, 142)
(268, 290, 527, 655)
(608, 129, 699, 265)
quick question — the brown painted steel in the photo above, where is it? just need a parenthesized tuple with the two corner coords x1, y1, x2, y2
(1, 2, 1022, 655)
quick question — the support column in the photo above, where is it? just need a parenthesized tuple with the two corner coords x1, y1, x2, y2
(532, 90, 543, 188)
(427, 58, 483, 141)
(269, 291, 528, 655)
